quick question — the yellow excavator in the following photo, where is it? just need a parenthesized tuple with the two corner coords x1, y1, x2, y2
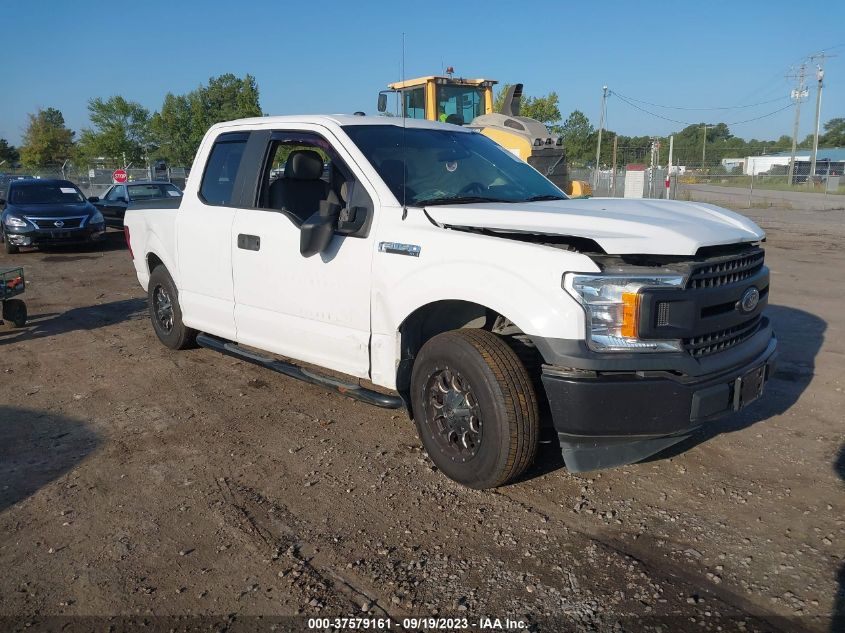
(377, 72, 591, 197)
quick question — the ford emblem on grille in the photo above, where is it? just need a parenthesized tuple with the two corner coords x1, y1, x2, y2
(54, 220, 65, 228)
(738, 287, 760, 314)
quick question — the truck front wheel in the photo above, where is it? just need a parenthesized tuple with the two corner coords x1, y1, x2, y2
(410, 329, 539, 489)
(148, 266, 197, 350)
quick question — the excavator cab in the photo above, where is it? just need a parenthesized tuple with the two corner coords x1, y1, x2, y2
(377, 73, 592, 197)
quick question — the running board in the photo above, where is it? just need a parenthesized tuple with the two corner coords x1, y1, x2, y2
(196, 333, 404, 409)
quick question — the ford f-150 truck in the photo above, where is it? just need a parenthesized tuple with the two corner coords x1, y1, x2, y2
(124, 115, 777, 489)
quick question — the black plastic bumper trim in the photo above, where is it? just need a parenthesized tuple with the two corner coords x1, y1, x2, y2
(541, 335, 777, 439)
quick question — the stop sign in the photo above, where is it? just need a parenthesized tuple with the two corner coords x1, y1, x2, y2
(112, 169, 128, 183)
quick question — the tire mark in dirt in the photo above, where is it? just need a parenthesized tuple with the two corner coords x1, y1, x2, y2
(495, 489, 814, 633)
(211, 476, 398, 618)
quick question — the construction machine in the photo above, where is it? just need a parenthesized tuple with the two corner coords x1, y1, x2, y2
(377, 72, 591, 197)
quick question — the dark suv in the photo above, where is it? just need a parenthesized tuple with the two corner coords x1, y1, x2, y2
(1, 179, 106, 254)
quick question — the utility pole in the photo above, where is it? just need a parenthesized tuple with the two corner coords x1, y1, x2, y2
(787, 63, 808, 184)
(701, 124, 707, 170)
(594, 85, 608, 189)
(666, 135, 674, 199)
(809, 52, 836, 181)
(611, 134, 618, 197)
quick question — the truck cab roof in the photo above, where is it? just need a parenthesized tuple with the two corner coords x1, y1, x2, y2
(206, 114, 471, 133)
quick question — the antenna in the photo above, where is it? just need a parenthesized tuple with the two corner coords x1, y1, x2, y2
(401, 32, 408, 220)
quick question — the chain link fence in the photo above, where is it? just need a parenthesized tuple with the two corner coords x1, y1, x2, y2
(571, 167, 672, 199)
(568, 165, 843, 211)
(5, 158, 841, 212)
(1, 163, 190, 198)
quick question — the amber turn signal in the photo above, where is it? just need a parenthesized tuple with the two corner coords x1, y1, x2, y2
(621, 292, 641, 338)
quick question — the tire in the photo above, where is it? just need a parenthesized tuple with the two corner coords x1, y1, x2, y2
(147, 265, 197, 350)
(2, 299, 27, 328)
(3, 233, 19, 254)
(410, 329, 539, 489)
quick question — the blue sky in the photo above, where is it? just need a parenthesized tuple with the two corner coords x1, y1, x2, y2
(1, 0, 843, 147)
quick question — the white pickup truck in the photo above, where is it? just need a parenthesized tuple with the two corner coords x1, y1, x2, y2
(125, 115, 777, 489)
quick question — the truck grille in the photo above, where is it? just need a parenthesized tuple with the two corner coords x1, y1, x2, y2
(684, 315, 763, 358)
(684, 249, 766, 357)
(637, 247, 769, 359)
(687, 249, 764, 289)
(28, 217, 85, 230)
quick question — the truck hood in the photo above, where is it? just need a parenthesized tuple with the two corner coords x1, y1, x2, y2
(424, 198, 765, 256)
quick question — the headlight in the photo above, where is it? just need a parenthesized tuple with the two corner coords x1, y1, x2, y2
(3, 215, 28, 228)
(90, 210, 105, 224)
(564, 273, 685, 352)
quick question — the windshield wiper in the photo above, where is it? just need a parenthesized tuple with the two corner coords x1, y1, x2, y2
(523, 194, 567, 202)
(414, 195, 512, 207)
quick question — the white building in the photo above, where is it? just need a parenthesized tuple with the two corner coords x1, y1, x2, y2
(744, 154, 809, 176)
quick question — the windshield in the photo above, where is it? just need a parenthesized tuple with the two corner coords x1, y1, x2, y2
(436, 84, 485, 125)
(9, 183, 85, 205)
(127, 183, 182, 200)
(343, 125, 567, 206)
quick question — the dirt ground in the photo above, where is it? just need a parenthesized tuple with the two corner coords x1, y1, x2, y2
(1, 206, 843, 633)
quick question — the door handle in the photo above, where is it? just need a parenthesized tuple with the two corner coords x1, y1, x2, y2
(237, 234, 261, 251)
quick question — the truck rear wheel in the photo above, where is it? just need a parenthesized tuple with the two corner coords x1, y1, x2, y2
(410, 329, 539, 489)
(148, 266, 197, 350)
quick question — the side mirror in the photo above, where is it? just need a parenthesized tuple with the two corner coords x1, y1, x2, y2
(337, 205, 367, 235)
(88, 196, 100, 202)
(300, 201, 340, 257)
(118, 197, 128, 204)
(377, 92, 387, 113)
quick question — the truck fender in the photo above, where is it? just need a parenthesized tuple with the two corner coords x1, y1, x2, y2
(137, 231, 178, 292)
(370, 261, 588, 390)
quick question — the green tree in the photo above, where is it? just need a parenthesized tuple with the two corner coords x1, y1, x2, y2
(186, 73, 262, 152)
(150, 73, 262, 166)
(559, 110, 594, 164)
(820, 118, 845, 146)
(77, 96, 153, 165)
(0, 138, 20, 165)
(522, 93, 561, 127)
(149, 93, 194, 165)
(493, 84, 561, 125)
(19, 107, 75, 168)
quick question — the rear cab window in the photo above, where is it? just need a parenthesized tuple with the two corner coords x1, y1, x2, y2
(200, 132, 249, 206)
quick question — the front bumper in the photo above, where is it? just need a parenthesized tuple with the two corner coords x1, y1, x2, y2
(541, 334, 778, 472)
(4, 225, 105, 246)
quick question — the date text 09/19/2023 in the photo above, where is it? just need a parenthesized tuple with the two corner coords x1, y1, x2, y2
(306, 616, 528, 630)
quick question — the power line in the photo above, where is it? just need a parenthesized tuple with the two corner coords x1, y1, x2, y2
(726, 102, 797, 125)
(609, 91, 788, 111)
(610, 91, 795, 127)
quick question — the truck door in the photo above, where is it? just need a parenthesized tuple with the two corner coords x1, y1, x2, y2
(230, 128, 377, 379)
(175, 131, 249, 340)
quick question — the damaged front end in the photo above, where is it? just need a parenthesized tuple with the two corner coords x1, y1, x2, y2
(533, 243, 778, 471)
